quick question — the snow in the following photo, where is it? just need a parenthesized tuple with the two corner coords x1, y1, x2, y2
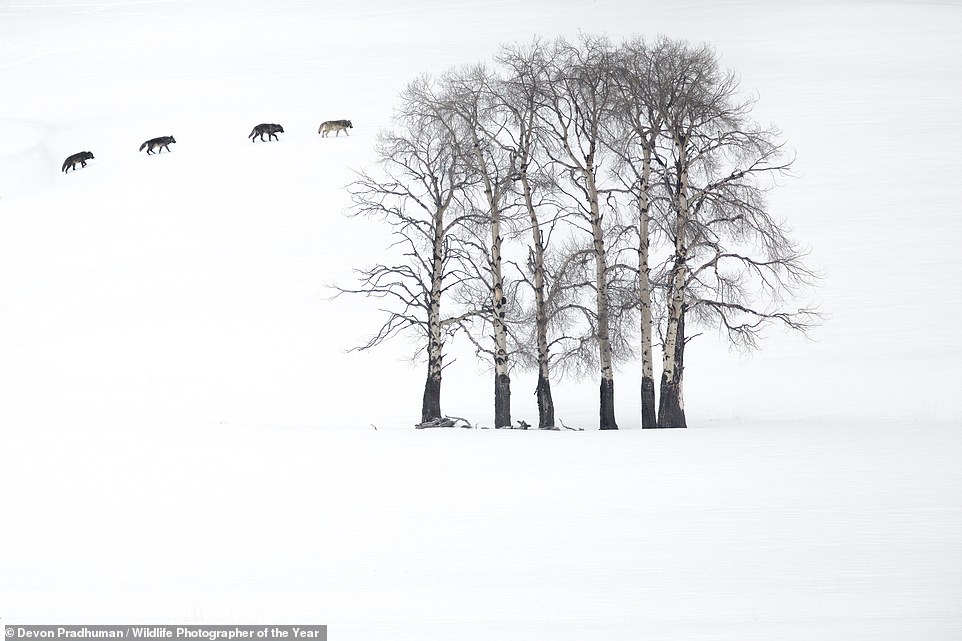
(1, 0, 960, 638)
(2, 422, 960, 638)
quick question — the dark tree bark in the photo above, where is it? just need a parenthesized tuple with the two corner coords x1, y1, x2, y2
(494, 372, 511, 428)
(599, 376, 617, 430)
(422, 370, 442, 423)
(641, 375, 657, 428)
(535, 372, 555, 429)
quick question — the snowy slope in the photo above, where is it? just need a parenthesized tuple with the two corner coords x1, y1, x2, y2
(1, 0, 961, 639)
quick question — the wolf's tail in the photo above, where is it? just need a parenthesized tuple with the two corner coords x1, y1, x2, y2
(139, 141, 148, 152)
(61, 159, 69, 172)
(248, 128, 257, 139)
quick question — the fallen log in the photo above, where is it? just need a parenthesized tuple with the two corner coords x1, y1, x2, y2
(415, 416, 474, 429)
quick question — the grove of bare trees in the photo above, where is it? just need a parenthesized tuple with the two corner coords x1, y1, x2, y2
(338, 33, 818, 429)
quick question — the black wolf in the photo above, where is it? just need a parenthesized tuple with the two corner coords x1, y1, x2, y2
(249, 123, 284, 142)
(139, 136, 176, 154)
(318, 119, 352, 137)
(62, 151, 94, 173)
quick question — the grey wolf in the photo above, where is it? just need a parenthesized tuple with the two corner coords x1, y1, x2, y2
(139, 136, 176, 154)
(62, 151, 94, 172)
(249, 123, 284, 142)
(318, 120, 352, 137)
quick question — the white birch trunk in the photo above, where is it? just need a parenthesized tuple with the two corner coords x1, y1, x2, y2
(521, 170, 554, 429)
(422, 207, 445, 422)
(638, 144, 657, 428)
(473, 139, 511, 429)
(658, 133, 689, 428)
(586, 161, 617, 430)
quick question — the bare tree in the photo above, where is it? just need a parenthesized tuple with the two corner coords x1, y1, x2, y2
(444, 66, 519, 429)
(607, 36, 670, 428)
(495, 39, 560, 429)
(338, 79, 480, 423)
(401, 66, 522, 429)
(647, 37, 819, 427)
(341, 33, 818, 430)
(536, 34, 629, 430)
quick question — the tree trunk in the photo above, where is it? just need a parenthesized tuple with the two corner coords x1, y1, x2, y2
(528, 201, 553, 429)
(421, 370, 442, 423)
(535, 372, 555, 429)
(587, 166, 618, 430)
(521, 167, 555, 430)
(475, 137, 512, 430)
(491, 237, 510, 428)
(599, 376, 617, 430)
(657, 307, 686, 428)
(422, 300, 444, 423)
(658, 261, 687, 427)
(422, 206, 446, 424)
(638, 145, 657, 428)
(494, 372, 511, 428)
(641, 375, 657, 428)
(657, 133, 689, 429)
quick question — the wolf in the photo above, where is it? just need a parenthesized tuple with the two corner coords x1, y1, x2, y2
(249, 123, 284, 142)
(62, 151, 94, 173)
(318, 119, 352, 137)
(139, 136, 176, 154)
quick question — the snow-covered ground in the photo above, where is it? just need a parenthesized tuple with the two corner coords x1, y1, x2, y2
(1, 0, 960, 638)
(2, 421, 960, 639)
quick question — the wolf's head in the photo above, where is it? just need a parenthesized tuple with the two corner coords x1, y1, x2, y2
(275, 125, 284, 133)
(83, 152, 94, 160)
